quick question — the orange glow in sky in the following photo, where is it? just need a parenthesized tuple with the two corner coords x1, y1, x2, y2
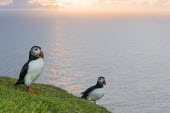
(27, 0, 170, 14)
(1, 0, 170, 15)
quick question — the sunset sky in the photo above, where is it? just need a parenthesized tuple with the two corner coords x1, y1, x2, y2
(0, 0, 170, 14)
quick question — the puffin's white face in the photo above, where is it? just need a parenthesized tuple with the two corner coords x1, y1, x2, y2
(30, 46, 44, 58)
(97, 76, 106, 85)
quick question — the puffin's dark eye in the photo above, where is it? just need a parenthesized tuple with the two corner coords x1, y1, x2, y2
(100, 78, 102, 80)
(35, 49, 38, 51)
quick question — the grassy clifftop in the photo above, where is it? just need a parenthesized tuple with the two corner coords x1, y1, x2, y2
(0, 76, 110, 113)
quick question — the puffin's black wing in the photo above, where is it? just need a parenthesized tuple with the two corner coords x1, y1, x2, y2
(81, 85, 96, 99)
(14, 62, 29, 85)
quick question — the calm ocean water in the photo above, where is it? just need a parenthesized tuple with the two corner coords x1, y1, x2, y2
(0, 11, 170, 113)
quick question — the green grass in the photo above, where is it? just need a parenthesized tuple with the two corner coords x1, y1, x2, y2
(0, 76, 110, 113)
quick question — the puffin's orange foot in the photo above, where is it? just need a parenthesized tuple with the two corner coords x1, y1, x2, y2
(30, 93, 38, 96)
(26, 87, 33, 92)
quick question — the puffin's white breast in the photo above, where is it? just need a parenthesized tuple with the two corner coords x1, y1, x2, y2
(25, 58, 44, 86)
(87, 87, 104, 101)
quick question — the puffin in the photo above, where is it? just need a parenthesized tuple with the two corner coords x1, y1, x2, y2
(81, 76, 106, 104)
(14, 46, 44, 95)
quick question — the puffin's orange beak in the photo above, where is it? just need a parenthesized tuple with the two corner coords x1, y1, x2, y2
(103, 80, 106, 85)
(40, 50, 44, 58)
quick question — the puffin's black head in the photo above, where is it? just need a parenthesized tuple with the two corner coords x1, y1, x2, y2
(30, 46, 44, 59)
(97, 76, 106, 85)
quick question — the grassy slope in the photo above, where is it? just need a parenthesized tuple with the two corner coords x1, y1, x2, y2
(0, 76, 110, 113)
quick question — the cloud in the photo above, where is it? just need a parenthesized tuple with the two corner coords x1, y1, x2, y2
(27, 0, 62, 7)
(0, 0, 170, 14)
(0, 0, 46, 9)
(0, 0, 13, 6)
(1, 0, 170, 8)
(156, 0, 170, 5)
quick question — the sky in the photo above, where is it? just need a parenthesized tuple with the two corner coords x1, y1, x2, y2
(0, 0, 170, 15)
